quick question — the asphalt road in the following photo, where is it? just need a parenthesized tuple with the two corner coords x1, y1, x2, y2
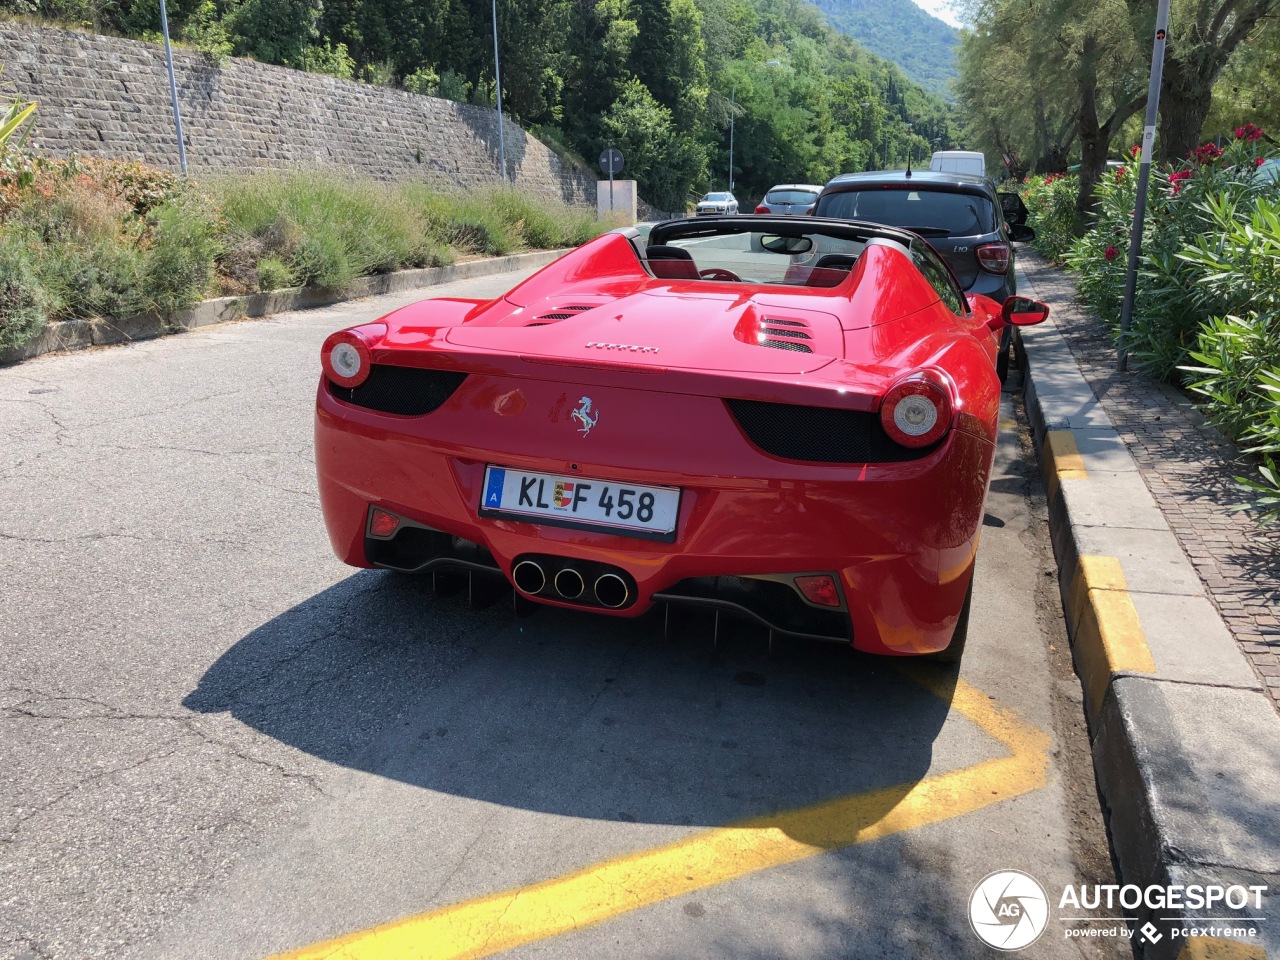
(2, 267, 1124, 960)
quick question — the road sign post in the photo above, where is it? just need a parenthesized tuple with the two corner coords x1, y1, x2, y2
(599, 148, 624, 213)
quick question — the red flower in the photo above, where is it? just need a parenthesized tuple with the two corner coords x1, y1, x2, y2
(1114, 166, 1127, 181)
(1254, 156, 1266, 168)
(1235, 123, 1264, 142)
(1104, 245, 1119, 262)
(1169, 169, 1193, 195)
(1130, 144, 1141, 158)
(1191, 142, 1223, 164)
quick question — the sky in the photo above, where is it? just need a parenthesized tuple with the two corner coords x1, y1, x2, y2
(912, 0, 965, 28)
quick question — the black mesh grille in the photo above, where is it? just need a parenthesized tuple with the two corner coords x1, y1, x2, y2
(725, 398, 933, 463)
(329, 365, 467, 416)
(759, 318, 814, 354)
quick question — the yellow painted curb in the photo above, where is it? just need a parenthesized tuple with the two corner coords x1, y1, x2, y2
(267, 671, 1051, 960)
(1042, 430, 1088, 502)
(1066, 555, 1156, 718)
(1178, 935, 1268, 959)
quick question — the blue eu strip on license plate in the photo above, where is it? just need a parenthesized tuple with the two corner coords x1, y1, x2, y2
(480, 466, 680, 539)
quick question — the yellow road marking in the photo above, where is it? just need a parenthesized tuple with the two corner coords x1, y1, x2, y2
(1066, 556, 1156, 717)
(1042, 430, 1087, 501)
(269, 670, 1050, 960)
(1178, 936, 1268, 959)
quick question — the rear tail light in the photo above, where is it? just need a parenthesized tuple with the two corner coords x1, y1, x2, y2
(322, 328, 375, 388)
(368, 507, 402, 538)
(755, 204, 770, 214)
(795, 575, 841, 607)
(805, 205, 815, 215)
(976, 242, 1011, 275)
(880, 374, 953, 448)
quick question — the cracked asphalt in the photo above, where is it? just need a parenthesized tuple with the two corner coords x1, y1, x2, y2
(3, 268, 1125, 960)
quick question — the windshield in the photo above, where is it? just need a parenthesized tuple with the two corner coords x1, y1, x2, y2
(702, 193, 732, 202)
(817, 189, 995, 236)
(765, 189, 819, 205)
(646, 229, 869, 288)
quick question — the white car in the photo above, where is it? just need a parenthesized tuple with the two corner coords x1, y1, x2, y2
(696, 192, 739, 215)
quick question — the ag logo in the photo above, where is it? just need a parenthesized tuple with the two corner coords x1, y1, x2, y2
(969, 870, 1049, 951)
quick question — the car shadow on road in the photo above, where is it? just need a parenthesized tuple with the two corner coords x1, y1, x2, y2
(184, 569, 963, 838)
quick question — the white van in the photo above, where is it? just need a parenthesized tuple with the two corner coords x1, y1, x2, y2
(929, 150, 986, 178)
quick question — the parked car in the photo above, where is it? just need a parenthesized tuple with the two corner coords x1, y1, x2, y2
(315, 215, 1048, 660)
(696, 191, 739, 215)
(754, 183, 822, 215)
(930, 150, 986, 178)
(814, 170, 1035, 380)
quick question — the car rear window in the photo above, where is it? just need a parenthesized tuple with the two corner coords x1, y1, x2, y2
(818, 189, 995, 236)
(765, 189, 819, 204)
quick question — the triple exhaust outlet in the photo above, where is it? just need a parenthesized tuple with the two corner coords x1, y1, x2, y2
(512, 559, 631, 608)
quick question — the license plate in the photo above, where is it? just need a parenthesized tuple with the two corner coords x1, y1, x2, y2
(480, 466, 680, 540)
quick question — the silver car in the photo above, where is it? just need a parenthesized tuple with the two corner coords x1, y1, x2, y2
(754, 183, 822, 215)
(696, 192, 739, 215)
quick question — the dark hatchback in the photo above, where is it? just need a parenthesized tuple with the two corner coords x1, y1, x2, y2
(814, 171, 1034, 377)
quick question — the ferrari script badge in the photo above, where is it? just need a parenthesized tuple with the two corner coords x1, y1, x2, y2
(572, 397, 599, 437)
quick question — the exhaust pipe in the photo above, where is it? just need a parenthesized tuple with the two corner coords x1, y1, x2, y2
(554, 567, 586, 600)
(594, 573, 631, 609)
(512, 560, 546, 595)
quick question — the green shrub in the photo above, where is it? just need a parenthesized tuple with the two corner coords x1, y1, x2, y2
(0, 238, 50, 348)
(142, 196, 220, 313)
(1020, 173, 1079, 263)
(211, 173, 432, 291)
(255, 256, 296, 291)
(1067, 138, 1279, 379)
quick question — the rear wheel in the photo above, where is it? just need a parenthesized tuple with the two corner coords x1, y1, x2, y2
(928, 573, 973, 663)
(996, 326, 1013, 383)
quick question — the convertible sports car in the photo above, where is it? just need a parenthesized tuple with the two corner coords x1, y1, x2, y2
(315, 216, 1048, 659)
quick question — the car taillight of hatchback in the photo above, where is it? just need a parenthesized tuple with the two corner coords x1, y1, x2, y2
(976, 242, 1011, 274)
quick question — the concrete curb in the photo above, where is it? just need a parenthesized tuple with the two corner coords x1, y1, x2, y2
(0, 249, 569, 366)
(1014, 269, 1280, 959)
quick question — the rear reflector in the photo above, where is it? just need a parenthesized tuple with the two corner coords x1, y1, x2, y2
(369, 507, 401, 538)
(795, 575, 841, 607)
(976, 242, 1011, 274)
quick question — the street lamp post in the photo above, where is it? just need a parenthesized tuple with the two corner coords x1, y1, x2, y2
(491, 0, 507, 183)
(728, 85, 735, 191)
(158, 0, 186, 175)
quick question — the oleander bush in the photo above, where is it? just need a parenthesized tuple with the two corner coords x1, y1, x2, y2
(1061, 126, 1280, 520)
(1019, 172, 1079, 263)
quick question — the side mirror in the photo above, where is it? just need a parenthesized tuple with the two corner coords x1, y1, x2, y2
(1001, 295, 1050, 326)
(1008, 223, 1036, 243)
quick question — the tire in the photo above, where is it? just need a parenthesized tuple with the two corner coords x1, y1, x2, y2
(928, 572, 974, 663)
(996, 326, 1013, 383)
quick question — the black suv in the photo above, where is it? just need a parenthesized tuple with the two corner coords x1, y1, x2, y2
(813, 171, 1034, 378)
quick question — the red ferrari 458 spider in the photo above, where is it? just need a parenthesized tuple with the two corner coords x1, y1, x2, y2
(315, 216, 1047, 659)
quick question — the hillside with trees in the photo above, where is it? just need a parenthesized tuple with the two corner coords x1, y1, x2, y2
(0, 0, 957, 208)
(812, 0, 960, 96)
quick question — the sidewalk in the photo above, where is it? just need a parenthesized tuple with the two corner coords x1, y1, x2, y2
(1014, 248, 1280, 960)
(1016, 250, 1280, 712)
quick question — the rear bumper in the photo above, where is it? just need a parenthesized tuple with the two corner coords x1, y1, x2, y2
(315, 377, 995, 655)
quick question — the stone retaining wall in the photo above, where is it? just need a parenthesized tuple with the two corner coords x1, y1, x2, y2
(0, 23, 594, 205)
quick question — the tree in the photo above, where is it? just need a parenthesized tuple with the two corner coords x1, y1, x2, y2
(600, 78, 706, 211)
(1137, 0, 1278, 159)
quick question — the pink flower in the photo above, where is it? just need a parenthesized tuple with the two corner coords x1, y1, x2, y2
(1235, 123, 1264, 142)
(1104, 245, 1119, 262)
